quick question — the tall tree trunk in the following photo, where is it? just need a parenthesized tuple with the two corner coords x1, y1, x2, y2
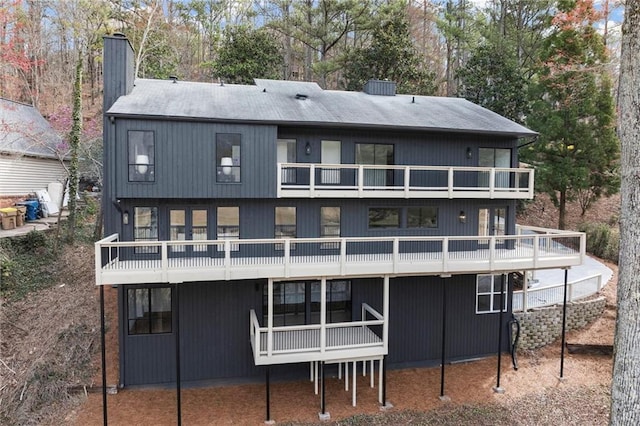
(66, 52, 83, 243)
(558, 190, 566, 230)
(611, 1, 640, 424)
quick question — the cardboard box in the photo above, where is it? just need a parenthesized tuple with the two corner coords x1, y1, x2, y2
(15, 206, 26, 226)
(0, 207, 17, 230)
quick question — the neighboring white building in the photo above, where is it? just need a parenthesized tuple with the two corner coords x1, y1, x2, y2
(0, 98, 68, 206)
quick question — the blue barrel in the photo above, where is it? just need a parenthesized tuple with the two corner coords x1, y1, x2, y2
(16, 200, 39, 221)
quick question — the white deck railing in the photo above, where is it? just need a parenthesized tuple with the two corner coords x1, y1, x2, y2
(250, 304, 385, 365)
(277, 163, 534, 199)
(512, 274, 604, 312)
(95, 226, 585, 286)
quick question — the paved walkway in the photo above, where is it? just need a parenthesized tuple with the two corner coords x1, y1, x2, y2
(0, 211, 68, 238)
(531, 255, 613, 287)
(512, 255, 613, 311)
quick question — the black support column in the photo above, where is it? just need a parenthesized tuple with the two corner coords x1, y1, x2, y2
(100, 285, 108, 426)
(175, 283, 182, 425)
(266, 367, 271, 422)
(439, 280, 448, 399)
(560, 269, 569, 379)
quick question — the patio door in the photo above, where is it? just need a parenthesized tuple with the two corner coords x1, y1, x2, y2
(478, 207, 507, 249)
(169, 208, 208, 257)
(266, 280, 352, 326)
(277, 139, 297, 184)
(356, 143, 394, 186)
(321, 140, 341, 184)
(479, 148, 511, 188)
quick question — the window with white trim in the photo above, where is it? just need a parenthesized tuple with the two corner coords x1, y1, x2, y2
(476, 274, 508, 314)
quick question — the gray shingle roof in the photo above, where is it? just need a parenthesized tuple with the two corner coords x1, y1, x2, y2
(0, 98, 64, 159)
(107, 78, 537, 138)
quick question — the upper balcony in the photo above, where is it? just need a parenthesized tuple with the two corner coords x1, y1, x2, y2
(276, 163, 534, 200)
(95, 226, 584, 286)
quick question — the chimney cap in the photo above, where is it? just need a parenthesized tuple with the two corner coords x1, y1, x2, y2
(363, 79, 397, 96)
(112, 32, 127, 38)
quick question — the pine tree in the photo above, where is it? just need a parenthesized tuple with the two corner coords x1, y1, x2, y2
(522, 0, 619, 229)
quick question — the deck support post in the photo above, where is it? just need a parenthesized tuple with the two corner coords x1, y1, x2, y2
(321, 361, 326, 415)
(266, 366, 271, 422)
(100, 285, 107, 426)
(267, 279, 273, 357)
(383, 276, 389, 352)
(560, 268, 569, 379)
(440, 279, 447, 399)
(493, 275, 505, 394)
(382, 356, 387, 406)
(175, 283, 182, 425)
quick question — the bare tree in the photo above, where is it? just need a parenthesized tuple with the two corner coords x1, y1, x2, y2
(611, 0, 640, 424)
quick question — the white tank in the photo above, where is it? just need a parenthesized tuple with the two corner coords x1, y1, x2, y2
(48, 182, 64, 209)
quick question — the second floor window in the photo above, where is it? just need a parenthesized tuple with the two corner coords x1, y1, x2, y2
(217, 133, 241, 183)
(321, 207, 340, 249)
(407, 207, 438, 228)
(217, 206, 239, 251)
(128, 131, 155, 182)
(369, 207, 400, 229)
(275, 207, 296, 238)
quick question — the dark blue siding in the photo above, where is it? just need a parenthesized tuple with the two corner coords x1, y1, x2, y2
(386, 275, 512, 366)
(179, 280, 263, 381)
(118, 198, 516, 242)
(113, 120, 278, 199)
(122, 280, 264, 386)
(121, 276, 512, 385)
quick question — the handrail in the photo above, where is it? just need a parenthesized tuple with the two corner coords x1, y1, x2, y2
(277, 162, 534, 200)
(250, 303, 385, 359)
(96, 229, 586, 286)
(513, 273, 604, 312)
(362, 303, 384, 321)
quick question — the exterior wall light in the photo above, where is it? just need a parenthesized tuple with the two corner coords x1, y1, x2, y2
(466, 147, 472, 159)
(459, 210, 467, 223)
(123, 210, 129, 225)
(305, 142, 312, 155)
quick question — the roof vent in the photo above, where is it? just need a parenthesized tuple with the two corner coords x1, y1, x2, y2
(295, 93, 308, 100)
(169, 76, 178, 83)
(364, 79, 396, 96)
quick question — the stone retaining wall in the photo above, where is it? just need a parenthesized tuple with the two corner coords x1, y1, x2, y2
(514, 296, 607, 351)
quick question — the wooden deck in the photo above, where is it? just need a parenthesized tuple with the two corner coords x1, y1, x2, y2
(95, 228, 585, 285)
(276, 163, 535, 200)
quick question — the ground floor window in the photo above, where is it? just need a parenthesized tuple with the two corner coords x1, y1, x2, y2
(264, 280, 352, 326)
(476, 274, 508, 314)
(127, 287, 172, 334)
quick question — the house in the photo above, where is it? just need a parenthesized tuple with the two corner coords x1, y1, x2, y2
(96, 35, 585, 419)
(0, 98, 67, 208)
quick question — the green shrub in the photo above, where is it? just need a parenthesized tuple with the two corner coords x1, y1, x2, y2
(0, 231, 59, 300)
(578, 222, 619, 263)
